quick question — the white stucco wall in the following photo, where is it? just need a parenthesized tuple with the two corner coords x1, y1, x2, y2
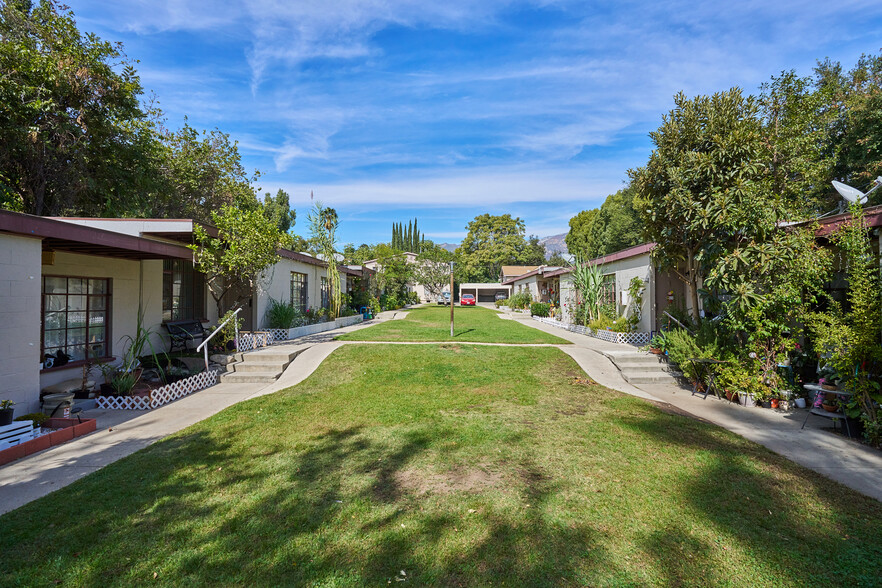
(256, 258, 329, 328)
(0, 234, 43, 413)
(556, 253, 653, 332)
(39, 253, 165, 393)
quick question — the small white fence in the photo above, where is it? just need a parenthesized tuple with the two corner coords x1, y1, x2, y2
(241, 315, 365, 350)
(532, 316, 650, 347)
(96, 369, 219, 411)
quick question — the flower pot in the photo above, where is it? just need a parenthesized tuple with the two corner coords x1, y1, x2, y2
(822, 403, 838, 413)
(650, 347, 664, 355)
(738, 393, 753, 407)
(795, 397, 806, 409)
(770, 398, 780, 409)
(725, 390, 738, 403)
(761, 400, 772, 409)
(0, 408, 13, 426)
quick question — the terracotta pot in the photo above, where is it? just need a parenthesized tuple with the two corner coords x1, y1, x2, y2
(770, 398, 780, 409)
(822, 403, 838, 413)
(650, 348, 664, 355)
(725, 390, 738, 402)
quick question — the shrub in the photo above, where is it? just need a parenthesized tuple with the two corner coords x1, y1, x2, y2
(530, 302, 550, 317)
(664, 322, 735, 382)
(611, 316, 631, 332)
(588, 315, 614, 331)
(264, 298, 303, 329)
(15, 413, 48, 427)
(495, 298, 508, 308)
(508, 291, 533, 310)
(406, 291, 419, 305)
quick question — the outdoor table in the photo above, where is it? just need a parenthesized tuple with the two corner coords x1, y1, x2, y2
(687, 358, 730, 399)
(801, 383, 854, 438)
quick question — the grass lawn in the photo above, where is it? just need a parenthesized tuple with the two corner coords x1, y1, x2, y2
(337, 304, 569, 344)
(2, 344, 881, 586)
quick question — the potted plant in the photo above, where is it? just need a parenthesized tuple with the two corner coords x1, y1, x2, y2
(0, 400, 14, 426)
(649, 332, 667, 355)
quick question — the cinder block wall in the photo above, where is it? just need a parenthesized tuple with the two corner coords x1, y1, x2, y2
(0, 234, 42, 413)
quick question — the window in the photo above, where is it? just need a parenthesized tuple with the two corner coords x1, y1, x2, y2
(291, 272, 308, 313)
(600, 274, 616, 307)
(321, 277, 329, 309)
(162, 260, 205, 322)
(42, 276, 111, 364)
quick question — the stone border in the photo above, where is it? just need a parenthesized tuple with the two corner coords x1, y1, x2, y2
(251, 315, 364, 347)
(96, 369, 219, 411)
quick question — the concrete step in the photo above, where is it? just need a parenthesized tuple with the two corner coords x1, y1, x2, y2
(240, 350, 300, 363)
(622, 372, 683, 385)
(603, 353, 669, 366)
(232, 362, 289, 373)
(220, 370, 283, 384)
(613, 360, 676, 371)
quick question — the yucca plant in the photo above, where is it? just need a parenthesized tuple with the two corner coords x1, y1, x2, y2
(569, 254, 605, 324)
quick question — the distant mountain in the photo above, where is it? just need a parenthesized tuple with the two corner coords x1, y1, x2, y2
(436, 242, 459, 253)
(539, 233, 568, 259)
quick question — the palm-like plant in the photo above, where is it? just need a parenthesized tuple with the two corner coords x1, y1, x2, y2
(309, 202, 342, 319)
(569, 254, 605, 325)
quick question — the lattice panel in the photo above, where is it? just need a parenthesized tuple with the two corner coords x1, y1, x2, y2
(237, 332, 274, 351)
(532, 317, 649, 347)
(265, 328, 289, 342)
(96, 370, 219, 411)
(96, 395, 151, 410)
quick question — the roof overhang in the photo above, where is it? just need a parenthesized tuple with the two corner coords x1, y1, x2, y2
(0, 211, 193, 261)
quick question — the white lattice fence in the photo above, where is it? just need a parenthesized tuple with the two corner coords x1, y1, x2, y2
(532, 317, 650, 347)
(96, 370, 219, 411)
(265, 328, 289, 342)
(96, 395, 151, 410)
(237, 331, 274, 351)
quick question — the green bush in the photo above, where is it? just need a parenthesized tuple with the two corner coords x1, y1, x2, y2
(530, 302, 550, 317)
(508, 291, 533, 310)
(264, 298, 303, 329)
(588, 315, 614, 331)
(611, 316, 631, 332)
(15, 413, 48, 427)
(495, 298, 508, 308)
(664, 322, 735, 382)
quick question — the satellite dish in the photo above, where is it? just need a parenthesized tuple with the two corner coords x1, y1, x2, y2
(832, 180, 866, 203)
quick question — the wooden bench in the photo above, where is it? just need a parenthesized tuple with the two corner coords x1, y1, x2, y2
(163, 320, 209, 353)
(0, 421, 35, 450)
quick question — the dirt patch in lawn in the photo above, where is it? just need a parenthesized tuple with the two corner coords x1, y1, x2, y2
(395, 464, 504, 495)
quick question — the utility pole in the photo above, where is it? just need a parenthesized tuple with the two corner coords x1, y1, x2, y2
(449, 261, 455, 337)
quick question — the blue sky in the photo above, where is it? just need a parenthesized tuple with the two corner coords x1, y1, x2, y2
(70, 0, 882, 247)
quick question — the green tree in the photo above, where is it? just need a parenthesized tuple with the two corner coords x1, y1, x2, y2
(630, 89, 775, 321)
(757, 70, 837, 216)
(524, 235, 547, 265)
(565, 209, 598, 257)
(262, 189, 296, 233)
(371, 244, 413, 303)
(149, 123, 259, 223)
(414, 243, 454, 299)
(547, 251, 569, 267)
(190, 205, 290, 318)
(308, 202, 342, 319)
(0, 0, 160, 216)
(808, 204, 882, 443)
(457, 214, 533, 282)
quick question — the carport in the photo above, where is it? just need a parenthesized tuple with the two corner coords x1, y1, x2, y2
(459, 282, 511, 303)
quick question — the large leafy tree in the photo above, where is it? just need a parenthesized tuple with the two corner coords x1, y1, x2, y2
(370, 244, 413, 302)
(564, 209, 598, 258)
(0, 0, 159, 216)
(414, 243, 454, 299)
(261, 189, 296, 233)
(565, 187, 642, 259)
(190, 205, 291, 318)
(757, 70, 837, 216)
(630, 89, 775, 321)
(457, 213, 532, 282)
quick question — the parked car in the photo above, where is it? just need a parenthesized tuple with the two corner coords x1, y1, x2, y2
(461, 294, 476, 306)
(437, 292, 451, 305)
(495, 291, 508, 301)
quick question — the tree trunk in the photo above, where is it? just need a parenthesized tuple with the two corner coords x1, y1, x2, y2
(686, 248, 701, 323)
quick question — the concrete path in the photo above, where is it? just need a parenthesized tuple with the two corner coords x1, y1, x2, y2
(0, 312, 400, 515)
(4, 306, 881, 514)
(516, 314, 882, 502)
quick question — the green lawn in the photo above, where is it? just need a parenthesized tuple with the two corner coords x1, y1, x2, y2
(337, 304, 569, 344)
(2, 344, 880, 586)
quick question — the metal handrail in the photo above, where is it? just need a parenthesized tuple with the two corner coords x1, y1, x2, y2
(197, 307, 242, 371)
(663, 311, 694, 336)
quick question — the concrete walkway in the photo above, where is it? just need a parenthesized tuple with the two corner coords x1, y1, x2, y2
(3, 306, 881, 514)
(515, 313, 882, 502)
(0, 311, 401, 515)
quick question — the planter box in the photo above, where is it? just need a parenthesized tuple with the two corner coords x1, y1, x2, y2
(532, 316, 650, 347)
(261, 315, 364, 344)
(0, 418, 96, 466)
(96, 370, 218, 411)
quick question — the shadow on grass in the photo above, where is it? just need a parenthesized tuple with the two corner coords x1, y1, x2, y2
(453, 328, 475, 337)
(0, 424, 612, 586)
(612, 409, 882, 587)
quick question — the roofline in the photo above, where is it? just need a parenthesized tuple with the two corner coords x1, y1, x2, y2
(544, 242, 656, 277)
(501, 265, 565, 285)
(0, 210, 194, 260)
(806, 204, 882, 237)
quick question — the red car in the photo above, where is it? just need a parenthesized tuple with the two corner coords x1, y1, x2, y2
(461, 294, 476, 306)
